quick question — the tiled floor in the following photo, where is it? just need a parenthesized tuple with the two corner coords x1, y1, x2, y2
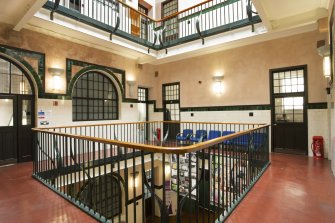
(0, 153, 334, 223)
(227, 153, 335, 223)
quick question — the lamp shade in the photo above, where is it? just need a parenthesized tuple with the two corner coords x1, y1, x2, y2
(323, 56, 331, 78)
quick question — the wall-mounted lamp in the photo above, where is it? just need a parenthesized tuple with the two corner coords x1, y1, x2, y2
(127, 80, 136, 97)
(212, 75, 224, 95)
(130, 171, 139, 188)
(323, 56, 331, 78)
(317, 44, 331, 78)
(48, 68, 64, 91)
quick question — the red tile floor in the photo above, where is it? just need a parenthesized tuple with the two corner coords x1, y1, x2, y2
(0, 153, 334, 223)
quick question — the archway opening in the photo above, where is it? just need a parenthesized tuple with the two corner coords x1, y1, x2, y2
(0, 56, 36, 165)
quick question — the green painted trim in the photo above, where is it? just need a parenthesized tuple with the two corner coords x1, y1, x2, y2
(181, 104, 271, 112)
(43, 1, 260, 51)
(142, 102, 329, 112)
(147, 100, 164, 112)
(307, 102, 327, 109)
(66, 58, 135, 103)
(41, 94, 72, 100)
(0, 45, 44, 95)
(161, 16, 261, 49)
(68, 65, 124, 97)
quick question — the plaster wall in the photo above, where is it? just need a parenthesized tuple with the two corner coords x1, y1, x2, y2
(153, 30, 327, 108)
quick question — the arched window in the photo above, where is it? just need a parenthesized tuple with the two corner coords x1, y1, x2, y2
(72, 71, 118, 121)
(77, 175, 121, 218)
(0, 57, 33, 95)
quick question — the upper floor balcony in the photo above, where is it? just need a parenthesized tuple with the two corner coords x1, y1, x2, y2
(33, 0, 260, 63)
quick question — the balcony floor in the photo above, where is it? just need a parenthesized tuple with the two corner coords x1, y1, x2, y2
(0, 153, 334, 223)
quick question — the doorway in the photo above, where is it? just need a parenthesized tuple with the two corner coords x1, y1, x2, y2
(0, 56, 35, 165)
(138, 87, 149, 141)
(270, 65, 308, 155)
(163, 82, 180, 140)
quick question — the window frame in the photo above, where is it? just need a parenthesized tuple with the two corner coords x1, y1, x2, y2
(72, 71, 119, 122)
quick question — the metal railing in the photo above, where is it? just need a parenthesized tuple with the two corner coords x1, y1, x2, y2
(33, 121, 270, 222)
(44, 0, 260, 51)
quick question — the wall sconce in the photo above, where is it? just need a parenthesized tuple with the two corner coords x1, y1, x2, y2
(317, 44, 331, 78)
(323, 56, 331, 78)
(127, 80, 136, 97)
(212, 76, 224, 94)
(130, 171, 139, 188)
(48, 68, 64, 91)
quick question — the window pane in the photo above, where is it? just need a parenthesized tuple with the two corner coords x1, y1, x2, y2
(0, 73, 10, 93)
(72, 72, 118, 121)
(0, 99, 13, 126)
(22, 100, 32, 126)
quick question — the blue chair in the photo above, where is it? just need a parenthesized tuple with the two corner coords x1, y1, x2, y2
(206, 130, 221, 140)
(222, 131, 235, 145)
(252, 133, 266, 148)
(233, 134, 250, 146)
(190, 130, 207, 143)
(176, 129, 193, 142)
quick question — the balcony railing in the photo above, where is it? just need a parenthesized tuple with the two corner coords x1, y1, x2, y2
(44, 0, 261, 51)
(33, 121, 270, 222)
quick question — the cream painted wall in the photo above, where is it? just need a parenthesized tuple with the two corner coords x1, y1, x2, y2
(153, 30, 327, 108)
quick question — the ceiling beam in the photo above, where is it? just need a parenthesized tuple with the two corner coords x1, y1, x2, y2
(251, 0, 273, 30)
(14, 0, 48, 31)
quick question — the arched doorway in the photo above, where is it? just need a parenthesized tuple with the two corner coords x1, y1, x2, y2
(0, 56, 35, 165)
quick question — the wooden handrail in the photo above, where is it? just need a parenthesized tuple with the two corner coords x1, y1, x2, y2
(34, 120, 267, 130)
(32, 124, 270, 155)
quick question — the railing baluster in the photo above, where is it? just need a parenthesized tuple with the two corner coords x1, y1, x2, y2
(33, 120, 270, 223)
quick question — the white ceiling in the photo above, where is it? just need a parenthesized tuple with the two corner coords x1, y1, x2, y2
(261, 0, 329, 20)
(0, 0, 37, 25)
(253, 0, 329, 30)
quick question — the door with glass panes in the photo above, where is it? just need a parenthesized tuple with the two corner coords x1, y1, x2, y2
(163, 82, 180, 140)
(270, 65, 307, 155)
(0, 57, 35, 165)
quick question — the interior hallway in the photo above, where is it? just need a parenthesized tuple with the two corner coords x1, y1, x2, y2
(0, 154, 334, 223)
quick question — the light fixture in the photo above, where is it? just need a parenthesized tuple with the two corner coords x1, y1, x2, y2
(323, 56, 331, 78)
(130, 171, 139, 188)
(317, 44, 331, 78)
(48, 68, 64, 91)
(212, 75, 224, 94)
(127, 80, 136, 97)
